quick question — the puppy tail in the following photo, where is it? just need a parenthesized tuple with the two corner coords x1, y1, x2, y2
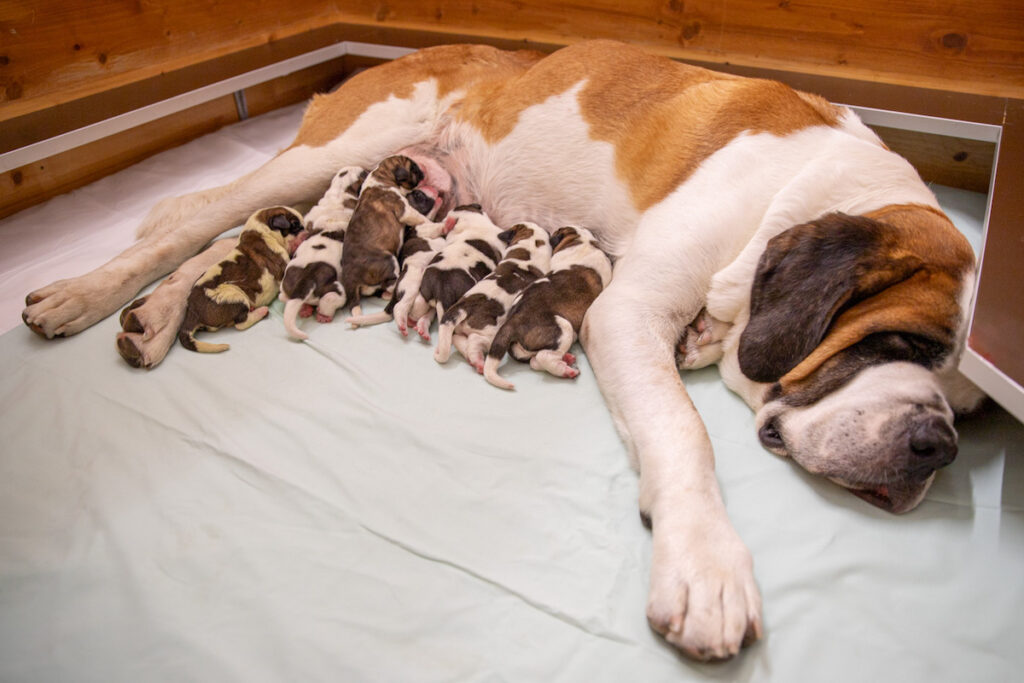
(483, 355, 514, 391)
(434, 321, 455, 364)
(177, 326, 229, 353)
(346, 311, 392, 328)
(483, 325, 515, 390)
(282, 298, 308, 341)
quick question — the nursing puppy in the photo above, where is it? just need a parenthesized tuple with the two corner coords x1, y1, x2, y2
(484, 226, 612, 389)
(280, 166, 367, 340)
(434, 222, 552, 372)
(339, 155, 441, 316)
(408, 205, 506, 341)
(178, 206, 304, 353)
(302, 165, 367, 234)
(344, 219, 447, 333)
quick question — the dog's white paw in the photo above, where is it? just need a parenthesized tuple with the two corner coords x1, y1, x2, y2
(647, 520, 762, 660)
(23, 271, 130, 339)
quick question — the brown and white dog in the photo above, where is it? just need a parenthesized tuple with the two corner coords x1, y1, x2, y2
(21, 40, 985, 660)
(408, 204, 506, 340)
(435, 221, 552, 371)
(483, 226, 610, 389)
(344, 219, 447, 333)
(178, 206, 304, 353)
(280, 165, 366, 340)
(339, 155, 440, 316)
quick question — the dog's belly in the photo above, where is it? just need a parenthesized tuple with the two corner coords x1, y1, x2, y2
(438, 83, 640, 255)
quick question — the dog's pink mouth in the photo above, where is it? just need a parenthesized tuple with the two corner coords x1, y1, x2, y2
(843, 475, 934, 514)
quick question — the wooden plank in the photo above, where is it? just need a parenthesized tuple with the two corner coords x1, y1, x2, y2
(0, 96, 239, 220)
(2, 1, 1021, 129)
(870, 126, 995, 193)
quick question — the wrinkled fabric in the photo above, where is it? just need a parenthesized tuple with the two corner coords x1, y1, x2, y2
(0, 103, 1021, 683)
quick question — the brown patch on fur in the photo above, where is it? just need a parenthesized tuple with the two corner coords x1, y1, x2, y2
(291, 45, 544, 149)
(456, 40, 843, 211)
(488, 265, 604, 359)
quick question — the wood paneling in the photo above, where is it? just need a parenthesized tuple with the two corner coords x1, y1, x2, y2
(2, 1, 1021, 130)
(0, 96, 239, 220)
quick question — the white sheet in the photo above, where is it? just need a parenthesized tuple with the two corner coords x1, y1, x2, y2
(1, 103, 1022, 682)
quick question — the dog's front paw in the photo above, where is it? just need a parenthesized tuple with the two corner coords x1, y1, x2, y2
(24, 270, 129, 339)
(647, 521, 762, 660)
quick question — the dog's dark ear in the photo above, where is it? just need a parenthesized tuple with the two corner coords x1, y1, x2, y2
(497, 229, 515, 244)
(738, 213, 924, 383)
(453, 203, 483, 213)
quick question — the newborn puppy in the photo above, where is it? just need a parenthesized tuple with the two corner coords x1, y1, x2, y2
(483, 226, 612, 389)
(302, 165, 367, 233)
(280, 166, 367, 340)
(344, 218, 446, 332)
(178, 206, 304, 353)
(339, 155, 440, 315)
(434, 221, 552, 372)
(409, 204, 506, 341)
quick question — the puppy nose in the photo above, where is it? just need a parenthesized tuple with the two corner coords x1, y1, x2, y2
(908, 415, 957, 470)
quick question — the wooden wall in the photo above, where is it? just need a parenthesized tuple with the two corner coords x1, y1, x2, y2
(3, 1, 1021, 122)
(1, 1, 1021, 217)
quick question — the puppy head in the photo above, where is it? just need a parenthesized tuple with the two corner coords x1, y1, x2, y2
(335, 166, 368, 198)
(498, 222, 544, 246)
(549, 226, 600, 254)
(407, 186, 441, 219)
(738, 207, 982, 513)
(252, 206, 306, 253)
(369, 155, 424, 191)
(442, 204, 486, 235)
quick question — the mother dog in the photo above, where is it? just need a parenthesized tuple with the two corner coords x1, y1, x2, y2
(21, 40, 984, 660)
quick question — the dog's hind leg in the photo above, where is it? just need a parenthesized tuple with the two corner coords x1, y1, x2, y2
(23, 55, 453, 340)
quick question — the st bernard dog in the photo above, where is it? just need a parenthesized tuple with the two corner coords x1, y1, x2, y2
(21, 40, 984, 660)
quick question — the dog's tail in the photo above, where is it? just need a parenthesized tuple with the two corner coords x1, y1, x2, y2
(346, 311, 392, 328)
(483, 324, 515, 390)
(177, 320, 230, 354)
(282, 298, 308, 340)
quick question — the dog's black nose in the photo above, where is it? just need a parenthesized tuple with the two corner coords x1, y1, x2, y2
(908, 415, 957, 470)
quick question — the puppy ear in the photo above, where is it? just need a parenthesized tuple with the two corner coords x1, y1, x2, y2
(738, 213, 925, 383)
(497, 229, 515, 244)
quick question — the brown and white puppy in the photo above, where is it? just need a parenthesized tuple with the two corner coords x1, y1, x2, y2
(344, 219, 447, 333)
(280, 166, 366, 340)
(408, 205, 506, 341)
(178, 206, 304, 353)
(302, 165, 367, 234)
(484, 226, 612, 389)
(434, 221, 552, 372)
(339, 155, 440, 316)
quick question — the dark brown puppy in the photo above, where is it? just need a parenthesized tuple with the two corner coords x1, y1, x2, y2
(483, 226, 613, 389)
(177, 206, 304, 353)
(339, 155, 440, 315)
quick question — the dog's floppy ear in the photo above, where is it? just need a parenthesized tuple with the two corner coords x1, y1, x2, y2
(497, 228, 515, 244)
(738, 209, 972, 384)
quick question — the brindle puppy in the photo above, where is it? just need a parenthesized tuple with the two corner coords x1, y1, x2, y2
(339, 155, 439, 315)
(483, 226, 612, 389)
(178, 206, 304, 352)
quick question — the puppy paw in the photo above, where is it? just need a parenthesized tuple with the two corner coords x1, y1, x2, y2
(676, 309, 728, 371)
(647, 519, 762, 660)
(316, 312, 333, 323)
(299, 304, 315, 318)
